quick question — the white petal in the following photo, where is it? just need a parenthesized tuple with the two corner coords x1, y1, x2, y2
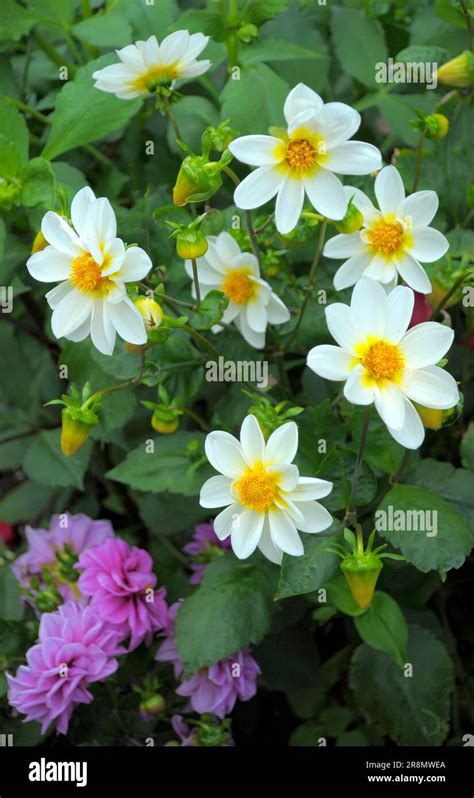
(200, 475, 234, 508)
(333, 251, 372, 290)
(275, 177, 305, 234)
(70, 186, 96, 238)
(257, 517, 283, 564)
(344, 185, 379, 221)
(115, 43, 145, 71)
(307, 344, 352, 380)
(142, 33, 162, 66)
(385, 285, 414, 343)
(344, 364, 374, 405)
(365, 254, 396, 285)
(266, 293, 290, 324)
(268, 464, 299, 492)
(105, 296, 146, 346)
(180, 32, 209, 62)
(51, 289, 92, 338)
(387, 398, 425, 450)
(284, 83, 323, 123)
(316, 102, 361, 147)
(295, 501, 333, 533)
(228, 135, 283, 166)
(90, 299, 116, 355)
(350, 277, 387, 338)
(27, 248, 72, 282)
(402, 365, 459, 409)
(324, 232, 363, 259)
(41, 212, 81, 256)
(265, 421, 298, 465)
(66, 317, 91, 342)
(240, 414, 265, 465)
(400, 322, 454, 368)
(83, 197, 117, 253)
(234, 313, 265, 349)
(325, 303, 359, 351)
(45, 280, 73, 309)
(179, 61, 211, 80)
(205, 430, 247, 478)
(268, 509, 303, 556)
(119, 246, 152, 281)
(215, 231, 241, 262)
(102, 238, 125, 274)
(213, 503, 240, 540)
(408, 228, 449, 263)
(374, 383, 406, 430)
(325, 141, 382, 175)
(398, 191, 438, 227)
(304, 169, 347, 219)
(246, 298, 267, 333)
(374, 165, 405, 215)
(287, 477, 333, 501)
(233, 166, 283, 210)
(231, 510, 264, 559)
(395, 252, 431, 293)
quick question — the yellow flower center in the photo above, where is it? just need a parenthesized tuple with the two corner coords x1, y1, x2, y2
(361, 340, 405, 382)
(222, 269, 256, 305)
(234, 465, 279, 513)
(70, 253, 113, 295)
(130, 64, 179, 94)
(285, 138, 317, 172)
(366, 219, 405, 256)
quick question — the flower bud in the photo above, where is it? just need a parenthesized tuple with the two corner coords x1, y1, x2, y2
(134, 296, 164, 331)
(60, 408, 97, 457)
(139, 694, 166, 722)
(415, 400, 460, 431)
(32, 230, 48, 254)
(340, 553, 383, 610)
(436, 51, 474, 88)
(173, 158, 224, 206)
(176, 228, 208, 260)
(424, 113, 449, 140)
(151, 414, 180, 434)
(334, 200, 364, 234)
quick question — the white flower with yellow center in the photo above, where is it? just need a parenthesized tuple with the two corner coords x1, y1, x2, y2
(326, 166, 449, 293)
(227, 83, 382, 235)
(185, 232, 290, 349)
(200, 415, 333, 564)
(307, 278, 459, 450)
(26, 187, 152, 355)
(92, 31, 211, 100)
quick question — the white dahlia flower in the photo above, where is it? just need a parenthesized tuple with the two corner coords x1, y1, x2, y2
(200, 414, 333, 564)
(228, 83, 382, 235)
(325, 166, 449, 294)
(26, 187, 152, 355)
(307, 278, 459, 450)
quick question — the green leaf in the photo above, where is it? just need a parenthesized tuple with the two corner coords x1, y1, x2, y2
(241, 0, 292, 24)
(0, 98, 29, 164)
(435, 0, 467, 26)
(275, 532, 342, 600)
(0, 135, 22, 179)
(326, 574, 366, 617)
(19, 157, 56, 207)
(221, 63, 289, 135)
(115, 0, 179, 40)
(106, 431, 213, 497)
(344, 404, 405, 474)
(461, 422, 474, 471)
(331, 6, 388, 88)
(167, 95, 220, 154)
(404, 459, 474, 540)
(136, 492, 209, 535)
(0, 0, 33, 42)
(349, 625, 454, 745)
(23, 429, 93, 490)
(376, 484, 472, 572)
(0, 480, 56, 524)
(240, 39, 323, 65)
(169, 9, 227, 40)
(174, 552, 278, 675)
(354, 592, 408, 667)
(316, 447, 377, 512)
(0, 563, 22, 621)
(191, 289, 229, 331)
(72, 14, 133, 48)
(26, 0, 76, 26)
(396, 45, 447, 65)
(41, 55, 142, 160)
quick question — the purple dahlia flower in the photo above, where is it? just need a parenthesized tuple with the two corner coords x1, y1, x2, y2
(77, 538, 169, 650)
(183, 523, 231, 585)
(12, 513, 114, 601)
(7, 601, 124, 735)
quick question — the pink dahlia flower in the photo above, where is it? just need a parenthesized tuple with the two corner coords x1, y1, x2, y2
(183, 523, 231, 585)
(12, 513, 114, 601)
(155, 605, 260, 718)
(77, 538, 168, 650)
(7, 601, 124, 735)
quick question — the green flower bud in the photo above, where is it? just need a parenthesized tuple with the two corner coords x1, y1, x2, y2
(436, 51, 474, 88)
(334, 199, 364, 234)
(340, 553, 383, 610)
(167, 214, 209, 260)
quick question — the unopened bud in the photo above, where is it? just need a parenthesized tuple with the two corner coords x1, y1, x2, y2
(135, 297, 164, 331)
(436, 51, 474, 88)
(340, 553, 383, 610)
(32, 230, 48, 254)
(334, 200, 364, 234)
(424, 113, 449, 140)
(151, 413, 179, 434)
(60, 408, 96, 457)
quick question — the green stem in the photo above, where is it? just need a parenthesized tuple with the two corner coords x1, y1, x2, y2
(164, 97, 183, 143)
(63, 31, 85, 65)
(34, 31, 76, 77)
(223, 166, 262, 263)
(182, 324, 220, 358)
(191, 258, 201, 309)
(459, 0, 473, 49)
(182, 407, 212, 432)
(431, 268, 471, 319)
(283, 219, 327, 352)
(198, 75, 220, 103)
(411, 131, 425, 193)
(84, 353, 145, 408)
(355, 524, 364, 555)
(345, 407, 370, 526)
(80, 0, 91, 18)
